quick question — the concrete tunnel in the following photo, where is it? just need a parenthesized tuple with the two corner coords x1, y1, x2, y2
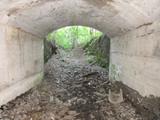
(0, 0, 160, 106)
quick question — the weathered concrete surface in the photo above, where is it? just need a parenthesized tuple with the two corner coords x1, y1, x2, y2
(0, 24, 43, 105)
(0, 25, 7, 90)
(110, 21, 160, 96)
(0, 0, 160, 38)
(116, 81, 160, 120)
(0, 0, 160, 105)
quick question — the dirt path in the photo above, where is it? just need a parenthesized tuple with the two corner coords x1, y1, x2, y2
(0, 49, 142, 120)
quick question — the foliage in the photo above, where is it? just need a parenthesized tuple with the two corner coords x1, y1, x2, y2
(46, 26, 109, 70)
(84, 35, 110, 70)
(87, 50, 109, 69)
(47, 26, 102, 50)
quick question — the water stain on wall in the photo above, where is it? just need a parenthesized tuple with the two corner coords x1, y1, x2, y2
(83, 0, 113, 8)
(154, 41, 160, 57)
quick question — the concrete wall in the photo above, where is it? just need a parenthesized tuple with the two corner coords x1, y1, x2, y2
(0, 0, 160, 106)
(110, 21, 160, 97)
(1, 0, 160, 38)
(0, 24, 44, 105)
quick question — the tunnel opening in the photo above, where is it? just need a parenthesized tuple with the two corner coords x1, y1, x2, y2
(1, 23, 157, 120)
(0, 24, 159, 120)
(0, 0, 160, 119)
(8, 25, 141, 120)
(44, 26, 110, 71)
(0, 25, 143, 119)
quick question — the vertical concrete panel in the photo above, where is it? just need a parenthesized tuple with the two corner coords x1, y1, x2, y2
(0, 25, 43, 106)
(5, 26, 22, 84)
(0, 25, 8, 90)
(5, 26, 44, 86)
(110, 21, 160, 96)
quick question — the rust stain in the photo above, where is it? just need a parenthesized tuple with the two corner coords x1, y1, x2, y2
(83, 0, 113, 8)
(136, 22, 153, 29)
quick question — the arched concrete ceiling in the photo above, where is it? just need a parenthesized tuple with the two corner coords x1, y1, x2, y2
(0, 0, 160, 38)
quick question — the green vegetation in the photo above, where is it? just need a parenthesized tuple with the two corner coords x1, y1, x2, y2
(47, 26, 102, 49)
(86, 48, 109, 69)
(84, 35, 110, 70)
(46, 26, 109, 70)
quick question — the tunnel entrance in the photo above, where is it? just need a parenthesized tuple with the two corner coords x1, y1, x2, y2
(0, 26, 143, 120)
(0, 0, 160, 119)
(44, 26, 110, 71)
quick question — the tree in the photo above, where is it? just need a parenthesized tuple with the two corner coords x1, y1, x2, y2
(46, 26, 102, 50)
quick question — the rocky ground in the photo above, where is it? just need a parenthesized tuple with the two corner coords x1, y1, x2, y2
(0, 48, 143, 120)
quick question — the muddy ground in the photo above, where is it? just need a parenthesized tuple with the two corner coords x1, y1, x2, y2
(0, 48, 143, 120)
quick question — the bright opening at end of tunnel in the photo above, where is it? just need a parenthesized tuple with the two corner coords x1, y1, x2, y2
(44, 26, 110, 70)
(46, 26, 103, 50)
